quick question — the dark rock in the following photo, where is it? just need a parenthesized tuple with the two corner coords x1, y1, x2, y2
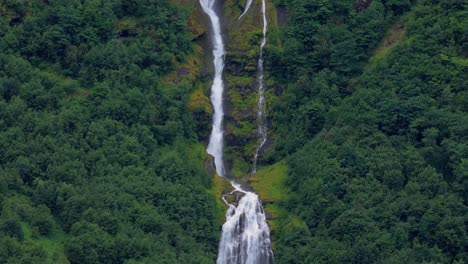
(276, 6, 288, 26)
(118, 29, 137, 38)
(265, 211, 274, 220)
(9, 17, 22, 26)
(224, 190, 246, 206)
(205, 155, 216, 178)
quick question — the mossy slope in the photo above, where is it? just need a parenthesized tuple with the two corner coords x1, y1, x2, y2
(223, 0, 279, 178)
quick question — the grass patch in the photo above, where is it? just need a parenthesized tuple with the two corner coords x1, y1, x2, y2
(248, 160, 303, 248)
(224, 0, 260, 51)
(249, 160, 288, 203)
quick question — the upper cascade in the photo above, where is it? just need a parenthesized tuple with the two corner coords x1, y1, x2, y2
(200, 0, 226, 177)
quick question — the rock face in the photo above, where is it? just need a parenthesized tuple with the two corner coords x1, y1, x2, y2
(186, 0, 279, 178)
(205, 154, 217, 178)
(221, 0, 277, 178)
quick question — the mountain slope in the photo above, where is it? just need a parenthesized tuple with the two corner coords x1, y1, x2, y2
(263, 0, 467, 263)
(0, 1, 219, 263)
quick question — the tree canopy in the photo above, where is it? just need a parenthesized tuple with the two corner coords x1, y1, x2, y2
(266, 0, 467, 263)
(0, 0, 219, 263)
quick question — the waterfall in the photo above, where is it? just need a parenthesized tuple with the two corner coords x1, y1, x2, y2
(217, 183, 273, 264)
(251, 0, 268, 174)
(200, 0, 226, 177)
(200, 0, 273, 263)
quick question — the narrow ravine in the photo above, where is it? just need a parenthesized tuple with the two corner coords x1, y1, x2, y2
(199, 0, 273, 263)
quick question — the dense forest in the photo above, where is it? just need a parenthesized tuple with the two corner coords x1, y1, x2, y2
(0, 0, 219, 263)
(0, 0, 466, 263)
(266, 0, 467, 263)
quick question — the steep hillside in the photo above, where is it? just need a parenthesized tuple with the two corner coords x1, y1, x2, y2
(263, 0, 467, 263)
(220, 0, 279, 177)
(0, 1, 220, 263)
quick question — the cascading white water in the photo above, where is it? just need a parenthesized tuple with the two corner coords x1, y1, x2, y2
(200, 0, 226, 177)
(251, 0, 268, 174)
(218, 183, 273, 264)
(200, 0, 273, 263)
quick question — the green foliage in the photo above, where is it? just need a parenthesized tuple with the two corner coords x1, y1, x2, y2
(269, 0, 467, 263)
(0, 0, 218, 263)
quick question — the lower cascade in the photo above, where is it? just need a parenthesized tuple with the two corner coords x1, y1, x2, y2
(218, 183, 273, 264)
(199, 0, 273, 263)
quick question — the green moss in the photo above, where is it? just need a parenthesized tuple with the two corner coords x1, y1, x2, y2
(266, 0, 278, 28)
(226, 82, 257, 121)
(242, 140, 258, 160)
(227, 121, 255, 139)
(220, 0, 282, 178)
(229, 156, 251, 178)
(207, 175, 232, 223)
(189, 82, 212, 114)
(223, 0, 243, 19)
(224, 0, 263, 52)
(226, 73, 254, 87)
